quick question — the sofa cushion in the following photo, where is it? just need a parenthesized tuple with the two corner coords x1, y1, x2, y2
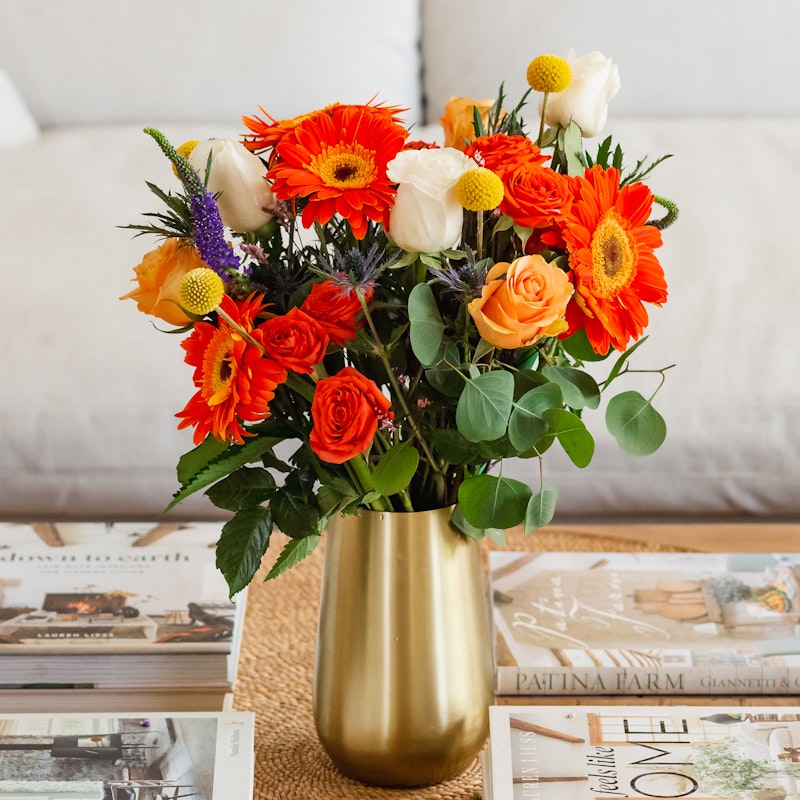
(0, 0, 422, 127)
(0, 68, 39, 147)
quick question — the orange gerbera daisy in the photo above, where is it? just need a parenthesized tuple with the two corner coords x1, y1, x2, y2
(176, 294, 287, 445)
(465, 134, 549, 176)
(559, 165, 667, 354)
(267, 104, 407, 239)
(242, 106, 333, 157)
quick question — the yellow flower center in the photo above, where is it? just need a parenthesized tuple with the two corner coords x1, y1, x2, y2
(455, 168, 505, 211)
(202, 329, 238, 406)
(590, 210, 637, 298)
(310, 144, 377, 188)
(526, 55, 572, 94)
(179, 267, 225, 316)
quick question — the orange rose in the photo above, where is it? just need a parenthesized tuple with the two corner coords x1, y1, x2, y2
(439, 97, 496, 151)
(309, 367, 393, 464)
(300, 279, 373, 346)
(259, 307, 329, 375)
(120, 238, 207, 326)
(468, 255, 573, 349)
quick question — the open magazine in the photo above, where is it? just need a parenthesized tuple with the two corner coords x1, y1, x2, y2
(0, 710, 254, 800)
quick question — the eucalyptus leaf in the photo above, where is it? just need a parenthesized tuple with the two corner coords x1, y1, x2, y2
(371, 443, 420, 497)
(543, 408, 595, 468)
(457, 474, 531, 529)
(524, 487, 559, 534)
(541, 365, 601, 410)
(216, 507, 273, 598)
(456, 370, 514, 442)
(606, 391, 667, 455)
(408, 283, 445, 366)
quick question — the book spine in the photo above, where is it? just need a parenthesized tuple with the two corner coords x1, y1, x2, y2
(495, 664, 797, 695)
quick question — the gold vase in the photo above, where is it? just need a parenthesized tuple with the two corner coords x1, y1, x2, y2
(312, 507, 493, 788)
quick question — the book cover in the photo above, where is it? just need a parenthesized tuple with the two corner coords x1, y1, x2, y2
(0, 709, 254, 799)
(490, 551, 800, 696)
(485, 704, 800, 800)
(0, 522, 246, 686)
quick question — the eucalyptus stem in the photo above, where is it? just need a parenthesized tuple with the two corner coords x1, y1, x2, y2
(357, 292, 439, 471)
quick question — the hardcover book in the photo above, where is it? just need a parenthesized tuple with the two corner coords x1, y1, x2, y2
(0, 709, 254, 799)
(489, 551, 800, 696)
(483, 703, 800, 800)
(0, 522, 246, 708)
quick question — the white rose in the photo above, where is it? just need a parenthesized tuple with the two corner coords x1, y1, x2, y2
(540, 50, 621, 138)
(386, 147, 475, 253)
(189, 139, 275, 232)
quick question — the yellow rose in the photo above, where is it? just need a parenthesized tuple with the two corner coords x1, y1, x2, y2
(468, 255, 573, 349)
(439, 97, 495, 151)
(120, 238, 208, 325)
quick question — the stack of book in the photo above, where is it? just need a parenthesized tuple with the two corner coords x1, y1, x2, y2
(0, 521, 247, 712)
(488, 550, 800, 701)
(483, 549, 800, 798)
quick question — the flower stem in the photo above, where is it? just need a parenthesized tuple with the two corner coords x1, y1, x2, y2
(476, 210, 485, 261)
(537, 93, 550, 148)
(348, 454, 389, 511)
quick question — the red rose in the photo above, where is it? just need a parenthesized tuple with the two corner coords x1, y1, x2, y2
(309, 367, 393, 464)
(259, 307, 329, 374)
(300, 279, 373, 346)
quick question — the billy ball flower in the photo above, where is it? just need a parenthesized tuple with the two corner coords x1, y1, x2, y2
(455, 168, 505, 212)
(526, 55, 572, 94)
(179, 267, 225, 316)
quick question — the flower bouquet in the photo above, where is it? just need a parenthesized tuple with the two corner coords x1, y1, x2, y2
(122, 51, 677, 598)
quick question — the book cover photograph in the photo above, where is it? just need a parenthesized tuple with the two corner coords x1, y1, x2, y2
(490, 551, 800, 696)
(0, 523, 239, 654)
(0, 710, 254, 799)
(485, 704, 800, 800)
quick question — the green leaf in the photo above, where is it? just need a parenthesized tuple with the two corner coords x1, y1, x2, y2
(450, 505, 485, 541)
(264, 534, 321, 582)
(176, 436, 230, 485)
(204, 467, 276, 512)
(408, 283, 444, 366)
(606, 391, 667, 456)
(560, 327, 611, 362)
(508, 383, 563, 451)
(271, 489, 320, 538)
(371, 443, 420, 497)
(524, 488, 559, 534)
(216, 507, 273, 598)
(424, 342, 463, 396)
(457, 474, 531, 529)
(544, 408, 595, 468)
(167, 436, 282, 511)
(560, 121, 584, 175)
(603, 336, 649, 388)
(541, 365, 601, 410)
(428, 428, 483, 464)
(456, 370, 514, 442)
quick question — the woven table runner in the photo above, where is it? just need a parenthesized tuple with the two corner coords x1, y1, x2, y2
(233, 526, 691, 800)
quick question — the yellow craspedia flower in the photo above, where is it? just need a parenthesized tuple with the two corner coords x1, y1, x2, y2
(172, 140, 200, 177)
(455, 168, 505, 212)
(179, 267, 225, 316)
(526, 55, 572, 93)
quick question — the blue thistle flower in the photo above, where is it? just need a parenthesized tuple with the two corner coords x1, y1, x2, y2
(144, 128, 241, 278)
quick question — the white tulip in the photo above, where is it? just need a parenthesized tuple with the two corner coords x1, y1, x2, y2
(386, 147, 474, 253)
(189, 139, 275, 232)
(541, 50, 621, 138)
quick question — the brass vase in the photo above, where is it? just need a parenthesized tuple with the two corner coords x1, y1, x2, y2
(312, 507, 493, 788)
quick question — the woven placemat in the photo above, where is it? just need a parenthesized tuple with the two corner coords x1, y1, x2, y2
(233, 527, 689, 799)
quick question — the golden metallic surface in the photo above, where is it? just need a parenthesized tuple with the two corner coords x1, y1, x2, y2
(312, 508, 493, 788)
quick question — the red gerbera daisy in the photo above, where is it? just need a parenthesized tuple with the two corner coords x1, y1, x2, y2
(176, 294, 287, 445)
(559, 165, 667, 354)
(267, 103, 407, 239)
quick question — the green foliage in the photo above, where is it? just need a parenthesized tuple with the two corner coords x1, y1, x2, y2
(606, 391, 667, 456)
(216, 507, 273, 598)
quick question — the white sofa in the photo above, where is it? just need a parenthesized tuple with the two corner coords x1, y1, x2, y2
(2, 0, 799, 526)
